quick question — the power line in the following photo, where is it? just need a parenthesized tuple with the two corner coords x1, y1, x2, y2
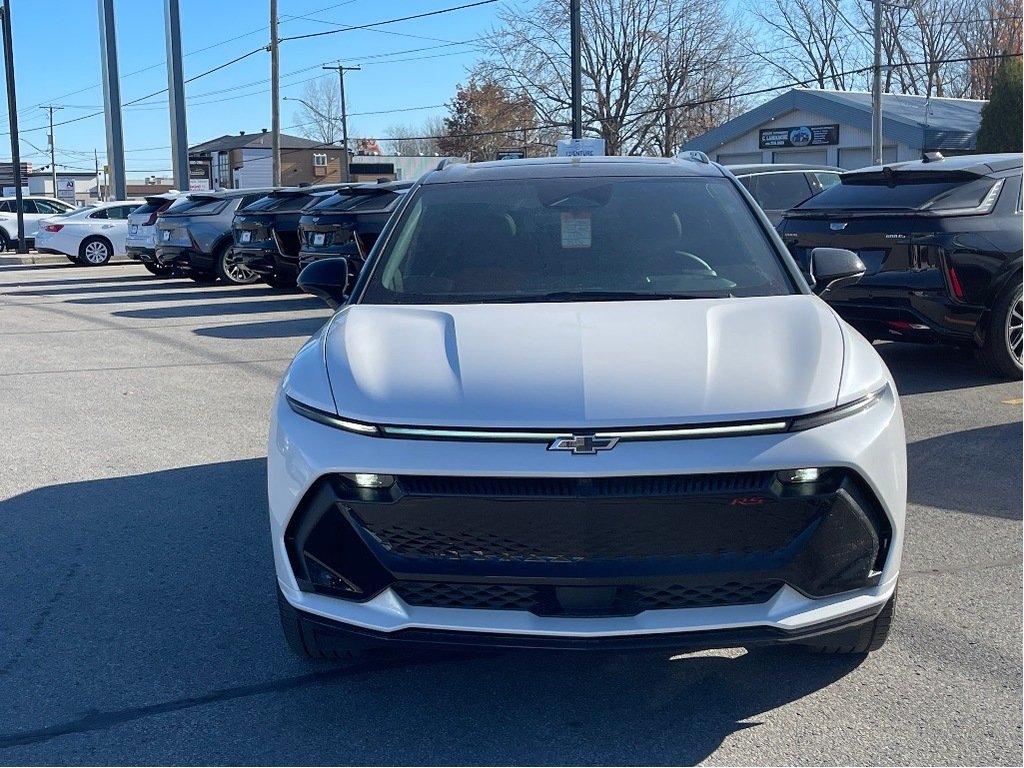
(279, 0, 499, 43)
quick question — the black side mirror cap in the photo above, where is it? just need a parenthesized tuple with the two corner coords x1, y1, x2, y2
(297, 258, 350, 309)
(809, 247, 866, 294)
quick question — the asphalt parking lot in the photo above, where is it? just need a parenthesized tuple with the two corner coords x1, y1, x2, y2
(1, 263, 1021, 766)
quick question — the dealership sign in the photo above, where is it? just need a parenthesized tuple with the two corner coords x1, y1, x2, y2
(759, 124, 839, 149)
(556, 138, 606, 157)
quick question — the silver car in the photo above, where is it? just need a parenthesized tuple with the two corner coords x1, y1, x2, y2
(126, 192, 184, 275)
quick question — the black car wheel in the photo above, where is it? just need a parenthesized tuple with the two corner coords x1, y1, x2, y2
(979, 281, 1023, 379)
(804, 590, 896, 654)
(215, 243, 260, 285)
(78, 236, 113, 266)
(0, 231, 10, 252)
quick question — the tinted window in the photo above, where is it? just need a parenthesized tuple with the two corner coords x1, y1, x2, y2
(813, 172, 841, 189)
(798, 176, 973, 210)
(89, 208, 110, 219)
(109, 205, 138, 219)
(309, 191, 363, 212)
(241, 193, 315, 213)
(749, 173, 813, 210)
(130, 201, 163, 217)
(362, 177, 793, 304)
(0, 201, 11, 212)
(166, 196, 227, 216)
(20, 200, 38, 214)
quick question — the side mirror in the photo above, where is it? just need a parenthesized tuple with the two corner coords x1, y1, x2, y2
(297, 257, 350, 309)
(809, 247, 865, 294)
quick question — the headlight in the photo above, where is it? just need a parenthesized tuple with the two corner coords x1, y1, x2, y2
(286, 395, 379, 435)
(789, 383, 889, 432)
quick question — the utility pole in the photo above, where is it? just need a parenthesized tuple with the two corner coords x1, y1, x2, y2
(0, 0, 26, 252)
(164, 0, 189, 191)
(323, 64, 360, 182)
(94, 149, 100, 202)
(98, 0, 126, 200)
(871, 0, 883, 166)
(42, 105, 63, 200)
(270, 0, 280, 186)
(570, 0, 582, 140)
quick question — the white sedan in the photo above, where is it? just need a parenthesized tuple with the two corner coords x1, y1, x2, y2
(35, 201, 141, 265)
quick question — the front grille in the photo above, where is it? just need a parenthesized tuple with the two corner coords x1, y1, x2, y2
(399, 472, 774, 498)
(394, 581, 538, 610)
(392, 579, 782, 616)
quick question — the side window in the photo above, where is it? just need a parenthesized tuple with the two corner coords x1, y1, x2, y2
(34, 200, 64, 215)
(0, 201, 11, 213)
(89, 208, 110, 219)
(21, 200, 38, 214)
(813, 172, 841, 190)
(750, 173, 814, 211)
(239, 195, 262, 209)
(109, 205, 136, 219)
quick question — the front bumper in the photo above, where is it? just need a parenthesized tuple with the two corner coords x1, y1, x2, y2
(269, 384, 906, 647)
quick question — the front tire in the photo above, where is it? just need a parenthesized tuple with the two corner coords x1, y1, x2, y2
(978, 281, 1023, 379)
(0, 230, 10, 252)
(804, 591, 896, 654)
(79, 236, 113, 266)
(277, 587, 367, 660)
(215, 244, 260, 285)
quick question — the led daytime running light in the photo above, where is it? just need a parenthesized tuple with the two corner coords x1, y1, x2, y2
(286, 396, 379, 435)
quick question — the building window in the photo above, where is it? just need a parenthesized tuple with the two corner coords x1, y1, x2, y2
(313, 153, 327, 167)
(217, 153, 229, 186)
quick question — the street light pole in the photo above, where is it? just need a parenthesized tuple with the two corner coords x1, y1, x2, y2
(42, 105, 63, 199)
(871, 0, 883, 166)
(323, 64, 360, 182)
(0, 0, 26, 252)
(270, 0, 280, 186)
(570, 0, 582, 140)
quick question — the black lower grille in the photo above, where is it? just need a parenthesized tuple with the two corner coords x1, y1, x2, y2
(393, 579, 783, 616)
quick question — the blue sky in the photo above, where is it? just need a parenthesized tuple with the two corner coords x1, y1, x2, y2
(0, 0, 508, 178)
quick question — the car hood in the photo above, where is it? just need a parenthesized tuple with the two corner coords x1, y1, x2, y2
(322, 296, 845, 428)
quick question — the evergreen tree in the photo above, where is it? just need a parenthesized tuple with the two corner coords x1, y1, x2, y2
(976, 56, 1023, 153)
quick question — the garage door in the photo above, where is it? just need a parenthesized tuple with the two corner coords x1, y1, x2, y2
(839, 146, 897, 170)
(716, 152, 762, 165)
(773, 149, 828, 165)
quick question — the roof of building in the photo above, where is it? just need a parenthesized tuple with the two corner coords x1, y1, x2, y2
(683, 88, 987, 154)
(189, 131, 337, 154)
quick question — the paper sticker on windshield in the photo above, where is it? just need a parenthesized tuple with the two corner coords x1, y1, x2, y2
(561, 211, 592, 249)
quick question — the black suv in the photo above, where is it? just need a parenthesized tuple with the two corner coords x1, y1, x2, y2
(728, 164, 844, 225)
(778, 153, 1023, 377)
(296, 180, 411, 284)
(232, 185, 353, 288)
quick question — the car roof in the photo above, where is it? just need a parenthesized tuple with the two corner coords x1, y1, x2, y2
(848, 153, 1022, 177)
(189, 187, 280, 199)
(422, 156, 726, 184)
(725, 163, 845, 175)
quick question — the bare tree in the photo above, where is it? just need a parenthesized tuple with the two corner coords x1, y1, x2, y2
(957, 0, 1023, 98)
(742, 0, 862, 91)
(291, 77, 341, 145)
(475, 0, 751, 156)
(382, 118, 445, 156)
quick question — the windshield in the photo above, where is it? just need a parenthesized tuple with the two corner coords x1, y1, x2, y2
(164, 196, 227, 216)
(359, 177, 794, 305)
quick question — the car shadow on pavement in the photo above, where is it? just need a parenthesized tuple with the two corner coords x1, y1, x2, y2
(874, 341, 1007, 395)
(193, 317, 330, 339)
(907, 422, 1023, 519)
(3, 280, 219, 298)
(68, 287, 286, 304)
(113, 297, 324, 319)
(0, 460, 866, 765)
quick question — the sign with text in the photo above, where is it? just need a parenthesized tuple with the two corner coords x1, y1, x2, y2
(495, 148, 526, 160)
(556, 137, 606, 157)
(759, 124, 839, 149)
(57, 177, 76, 203)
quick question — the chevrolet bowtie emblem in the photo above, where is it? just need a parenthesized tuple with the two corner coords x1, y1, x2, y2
(548, 435, 619, 455)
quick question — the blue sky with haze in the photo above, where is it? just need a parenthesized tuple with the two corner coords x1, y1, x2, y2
(1, 1, 508, 177)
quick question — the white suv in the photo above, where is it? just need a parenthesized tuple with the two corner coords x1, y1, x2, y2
(270, 156, 907, 659)
(0, 196, 77, 250)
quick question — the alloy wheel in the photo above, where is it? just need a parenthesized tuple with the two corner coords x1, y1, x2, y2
(1006, 292, 1023, 368)
(83, 240, 110, 265)
(222, 251, 260, 284)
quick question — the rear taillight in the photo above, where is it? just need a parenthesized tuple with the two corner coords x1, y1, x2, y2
(145, 212, 158, 226)
(947, 265, 965, 300)
(43, 224, 63, 232)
